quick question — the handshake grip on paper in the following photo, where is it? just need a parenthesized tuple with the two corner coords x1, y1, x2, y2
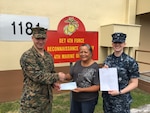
(58, 72, 66, 81)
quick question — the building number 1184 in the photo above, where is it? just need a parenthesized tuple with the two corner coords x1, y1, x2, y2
(11, 21, 39, 35)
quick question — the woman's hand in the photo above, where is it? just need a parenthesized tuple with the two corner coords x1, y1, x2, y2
(103, 64, 109, 68)
(72, 88, 83, 92)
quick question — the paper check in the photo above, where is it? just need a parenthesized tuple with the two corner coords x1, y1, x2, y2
(60, 82, 77, 90)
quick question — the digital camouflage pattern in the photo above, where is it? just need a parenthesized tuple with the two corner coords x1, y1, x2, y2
(20, 46, 59, 113)
(102, 52, 139, 113)
(112, 32, 126, 43)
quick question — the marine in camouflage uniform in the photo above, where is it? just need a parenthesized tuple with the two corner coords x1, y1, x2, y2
(102, 33, 139, 113)
(20, 27, 60, 113)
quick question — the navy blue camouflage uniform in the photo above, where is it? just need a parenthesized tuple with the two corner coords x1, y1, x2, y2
(102, 52, 139, 113)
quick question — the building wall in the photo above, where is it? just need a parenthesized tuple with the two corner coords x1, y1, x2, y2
(136, 0, 150, 15)
(136, 13, 150, 72)
(0, 0, 133, 71)
(0, 66, 71, 102)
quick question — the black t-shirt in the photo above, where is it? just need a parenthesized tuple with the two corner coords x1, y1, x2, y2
(70, 60, 100, 101)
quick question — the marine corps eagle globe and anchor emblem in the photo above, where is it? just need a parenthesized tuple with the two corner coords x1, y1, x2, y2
(63, 17, 79, 36)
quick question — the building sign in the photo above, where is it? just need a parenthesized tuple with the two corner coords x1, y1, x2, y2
(45, 16, 98, 63)
(0, 14, 49, 41)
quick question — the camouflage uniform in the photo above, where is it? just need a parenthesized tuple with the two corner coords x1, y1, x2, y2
(20, 46, 59, 113)
(102, 52, 139, 113)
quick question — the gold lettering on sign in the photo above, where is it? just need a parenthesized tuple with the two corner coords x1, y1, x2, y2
(67, 38, 73, 43)
(47, 46, 78, 52)
(74, 38, 84, 43)
(59, 38, 66, 43)
(61, 54, 75, 59)
(54, 54, 61, 59)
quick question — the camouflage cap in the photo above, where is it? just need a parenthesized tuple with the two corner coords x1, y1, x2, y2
(32, 26, 47, 38)
(112, 32, 126, 43)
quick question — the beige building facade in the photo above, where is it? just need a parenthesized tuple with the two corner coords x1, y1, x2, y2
(0, 0, 150, 102)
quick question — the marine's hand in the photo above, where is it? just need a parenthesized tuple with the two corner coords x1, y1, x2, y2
(53, 82, 60, 91)
(58, 72, 66, 81)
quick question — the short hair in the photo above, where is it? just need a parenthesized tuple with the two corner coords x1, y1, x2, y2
(80, 43, 93, 53)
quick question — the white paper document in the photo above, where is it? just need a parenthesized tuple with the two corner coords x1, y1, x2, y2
(60, 82, 77, 90)
(99, 68, 119, 91)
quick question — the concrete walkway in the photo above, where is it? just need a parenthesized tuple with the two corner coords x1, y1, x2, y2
(130, 74, 150, 113)
(131, 104, 150, 113)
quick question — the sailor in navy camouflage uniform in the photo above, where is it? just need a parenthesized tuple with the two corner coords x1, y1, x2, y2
(102, 32, 139, 113)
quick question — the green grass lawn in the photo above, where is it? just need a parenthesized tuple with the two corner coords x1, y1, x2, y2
(0, 88, 150, 113)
